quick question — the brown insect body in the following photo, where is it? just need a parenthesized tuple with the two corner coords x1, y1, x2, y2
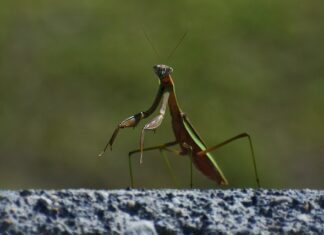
(161, 74, 228, 185)
(100, 64, 260, 188)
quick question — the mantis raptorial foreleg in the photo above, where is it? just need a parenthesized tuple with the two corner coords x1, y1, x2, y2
(197, 133, 261, 187)
(98, 113, 143, 156)
(98, 86, 164, 157)
(128, 141, 181, 187)
(139, 91, 170, 163)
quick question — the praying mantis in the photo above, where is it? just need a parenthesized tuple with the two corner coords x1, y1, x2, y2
(98, 29, 261, 188)
(98, 64, 261, 188)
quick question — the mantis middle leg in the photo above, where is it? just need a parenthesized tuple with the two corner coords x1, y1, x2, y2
(128, 141, 181, 187)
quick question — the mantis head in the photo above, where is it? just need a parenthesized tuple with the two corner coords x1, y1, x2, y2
(153, 64, 173, 79)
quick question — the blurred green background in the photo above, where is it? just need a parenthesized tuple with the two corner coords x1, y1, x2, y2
(0, 1, 323, 189)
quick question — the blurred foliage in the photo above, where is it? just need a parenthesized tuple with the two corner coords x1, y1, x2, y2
(0, 0, 323, 189)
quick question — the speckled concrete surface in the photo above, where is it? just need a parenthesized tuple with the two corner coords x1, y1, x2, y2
(0, 189, 323, 234)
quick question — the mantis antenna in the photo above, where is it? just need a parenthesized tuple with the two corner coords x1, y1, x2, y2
(166, 29, 188, 62)
(141, 25, 188, 62)
(141, 25, 162, 61)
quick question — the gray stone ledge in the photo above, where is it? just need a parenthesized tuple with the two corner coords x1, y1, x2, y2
(0, 189, 323, 234)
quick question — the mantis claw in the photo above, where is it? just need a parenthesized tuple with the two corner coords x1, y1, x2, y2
(99, 113, 145, 157)
(98, 151, 104, 157)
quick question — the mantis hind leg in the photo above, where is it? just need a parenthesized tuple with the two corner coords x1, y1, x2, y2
(183, 143, 194, 189)
(159, 149, 180, 187)
(128, 141, 180, 187)
(197, 133, 261, 188)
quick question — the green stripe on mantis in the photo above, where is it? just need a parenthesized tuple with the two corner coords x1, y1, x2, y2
(182, 116, 228, 184)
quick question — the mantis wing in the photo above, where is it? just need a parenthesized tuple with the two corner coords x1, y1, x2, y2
(182, 115, 228, 185)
